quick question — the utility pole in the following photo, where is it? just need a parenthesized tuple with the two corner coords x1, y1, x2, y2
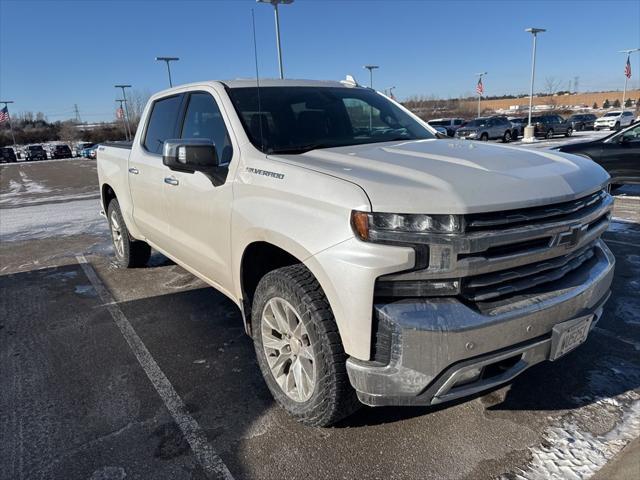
(114, 84, 133, 140)
(257, 0, 294, 79)
(73, 104, 81, 123)
(0, 100, 17, 146)
(155, 57, 179, 87)
(619, 48, 639, 111)
(573, 76, 579, 94)
(524, 27, 546, 142)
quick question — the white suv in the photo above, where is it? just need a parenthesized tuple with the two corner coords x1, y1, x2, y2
(594, 111, 635, 131)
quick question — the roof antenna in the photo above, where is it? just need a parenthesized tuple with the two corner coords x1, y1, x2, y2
(251, 9, 265, 152)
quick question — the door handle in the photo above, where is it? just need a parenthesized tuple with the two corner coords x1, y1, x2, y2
(128, 167, 139, 175)
(164, 176, 179, 186)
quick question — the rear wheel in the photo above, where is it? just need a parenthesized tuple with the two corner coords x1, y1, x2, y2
(252, 264, 360, 427)
(107, 199, 151, 268)
(545, 129, 554, 139)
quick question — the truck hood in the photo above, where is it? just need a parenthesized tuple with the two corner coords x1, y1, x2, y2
(271, 139, 609, 214)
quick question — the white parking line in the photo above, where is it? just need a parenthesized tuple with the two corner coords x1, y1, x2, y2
(76, 254, 234, 480)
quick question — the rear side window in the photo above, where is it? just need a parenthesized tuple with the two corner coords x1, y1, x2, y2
(143, 95, 183, 154)
(180, 92, 233, 164)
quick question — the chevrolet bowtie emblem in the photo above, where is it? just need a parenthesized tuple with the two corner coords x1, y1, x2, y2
(557, 224, 589, 248)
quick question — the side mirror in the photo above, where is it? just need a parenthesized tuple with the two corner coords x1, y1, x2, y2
(162, 139, 219, 173)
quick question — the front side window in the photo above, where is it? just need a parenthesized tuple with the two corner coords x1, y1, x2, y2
(181, 92, 233, 164)
(143, 94, 183, 154)
(227, 86, 434, 154)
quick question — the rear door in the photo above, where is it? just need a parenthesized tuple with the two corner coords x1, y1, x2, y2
(128, 93, 184, 248)
(599, 124, 640, 182)
(162, 89, 236, 292)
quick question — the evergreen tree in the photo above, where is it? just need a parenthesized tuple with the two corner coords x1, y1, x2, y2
(603, 99, 611, 108)
(592, 102, 598, 109)
(624, 98, 632, 108)
(612, 99, 621, 108)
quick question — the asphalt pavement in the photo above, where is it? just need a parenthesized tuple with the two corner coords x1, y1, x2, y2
(1, 150, 639, 480)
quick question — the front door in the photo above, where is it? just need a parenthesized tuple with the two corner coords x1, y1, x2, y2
(162, 90, 236, 293)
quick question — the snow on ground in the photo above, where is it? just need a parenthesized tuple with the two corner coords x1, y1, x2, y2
(0, 198, 107, 242)
(512, 130, 611, 149)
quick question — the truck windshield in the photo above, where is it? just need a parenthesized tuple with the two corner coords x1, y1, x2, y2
(227, 86, 434, 154)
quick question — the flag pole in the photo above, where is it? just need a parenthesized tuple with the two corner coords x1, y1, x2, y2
(1, 101, 17, 146)
(619, 49, 639, 111)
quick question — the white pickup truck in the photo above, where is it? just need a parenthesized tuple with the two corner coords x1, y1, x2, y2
(97, 79, 615, 426)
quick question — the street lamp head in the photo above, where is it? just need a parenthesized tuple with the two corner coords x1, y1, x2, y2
(257, 0, 294, 4)
(364, 65, 379, 71)
(525, 27, 546, 34)
(618, 48, 640, 54)
(156, 57, 179, 61)
(114, 84, 132, 89)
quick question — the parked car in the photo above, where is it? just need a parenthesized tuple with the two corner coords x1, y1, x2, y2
(75, 142, 94, 157)
(455, 116, 514, 142)
(594, 111, 635, 131)
(0, 146, 17, 163)
(98, 79, 613, 426)
(555, 122, 640, 188)
(566, 113, 597, 131)
(508, 117, 527, 139)
(80, 144, 96, 158)
(24, 145, 48, 161)
(427, 118, 464, 137)
(530, 115, 573, 139)
(50, 144, 72, 159)
(88, 144, 99, 159)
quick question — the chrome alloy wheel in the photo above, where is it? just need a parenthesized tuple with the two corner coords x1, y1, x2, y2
(261, 297, 316, 402)
(109, 210, 125, 258)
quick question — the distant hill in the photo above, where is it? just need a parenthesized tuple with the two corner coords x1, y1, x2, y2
(476, 89, 640, 111)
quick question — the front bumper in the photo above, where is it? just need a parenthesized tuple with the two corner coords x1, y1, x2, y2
(346, 240, 615, 406)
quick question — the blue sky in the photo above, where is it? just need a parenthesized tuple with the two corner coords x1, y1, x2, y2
(1, 0, 639, 122)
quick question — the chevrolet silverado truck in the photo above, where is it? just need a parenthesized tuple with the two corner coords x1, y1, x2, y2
(97, 79, 615, 427)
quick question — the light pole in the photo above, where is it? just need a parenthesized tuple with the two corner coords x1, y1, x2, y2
(619, 48, 639, 111)
(115, 99, 129, 141)
(0, 100, 17, 146)
(476, 72, 487, 117)
(257, 0, 294, 79)
(364, 65, 379, 89)
(523, 27, 546, 142)
(156, 57, 179, 87)
(115, 84, 132, 141)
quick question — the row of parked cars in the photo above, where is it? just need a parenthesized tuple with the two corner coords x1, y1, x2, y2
(427, 110, 637, 142)
(0, 142, 99, 163)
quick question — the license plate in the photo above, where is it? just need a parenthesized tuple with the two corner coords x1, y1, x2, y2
(549, 315, 593, 361)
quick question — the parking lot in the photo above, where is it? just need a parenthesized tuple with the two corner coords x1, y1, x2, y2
(1, 143, 639, 480)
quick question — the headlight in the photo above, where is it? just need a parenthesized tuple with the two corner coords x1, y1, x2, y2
(468, 132, 478, 137)
(351, 211, 464, 242)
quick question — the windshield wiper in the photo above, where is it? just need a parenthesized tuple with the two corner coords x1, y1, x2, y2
(268, 143, 333, 155)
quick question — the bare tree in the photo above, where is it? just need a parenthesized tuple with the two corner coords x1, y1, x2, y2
(544, 77, 562, 96)
(58, 121, 81, 144)
(125, 89, 151, 129)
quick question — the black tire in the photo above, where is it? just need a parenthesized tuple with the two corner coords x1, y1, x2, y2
(565, 128, 573, 137)
(545, 129, 554, 139)
(480, 133, 489, 141)
(614, 122, 620, 131)
(252, 264, 360, 427)
(107, 199, 151, 268)
(502, 131, 512, 143)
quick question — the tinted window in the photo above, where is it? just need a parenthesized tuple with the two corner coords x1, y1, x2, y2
(454, 119, 463, 125)
(181, 92, 233, 164)
(143, 94, 183, 154)
(227, 86, 433, 154)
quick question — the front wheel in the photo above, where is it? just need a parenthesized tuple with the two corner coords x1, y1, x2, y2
(252, 264, 360, 427)
(502, 131, 512, 143)
(545, 129, 554, 139)
(107, 199, 151, 268)
(480, 133, 489, 141)
(614, 122, 620, 131)
(565, 128, 573, 137)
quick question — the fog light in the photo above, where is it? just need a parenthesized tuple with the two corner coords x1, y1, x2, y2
(453, 367, 483, 387)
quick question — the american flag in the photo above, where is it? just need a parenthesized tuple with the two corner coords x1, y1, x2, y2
(0, 106, 9, 123)
(625, 55, 632, 79)
(476, 77, 484, 95)
(116, 107, 124, 119)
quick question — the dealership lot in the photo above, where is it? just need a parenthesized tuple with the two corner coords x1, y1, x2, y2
(1, 153, 639, 480)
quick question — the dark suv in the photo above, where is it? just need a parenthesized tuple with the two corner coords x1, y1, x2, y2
(0, 147, 17, 163)
(24, 145, 47, 161)
(455, 116, 514, 142)
(531, 115, 573, 139)
(567, 114, 597, 131)
(51, 144, 72, 159)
